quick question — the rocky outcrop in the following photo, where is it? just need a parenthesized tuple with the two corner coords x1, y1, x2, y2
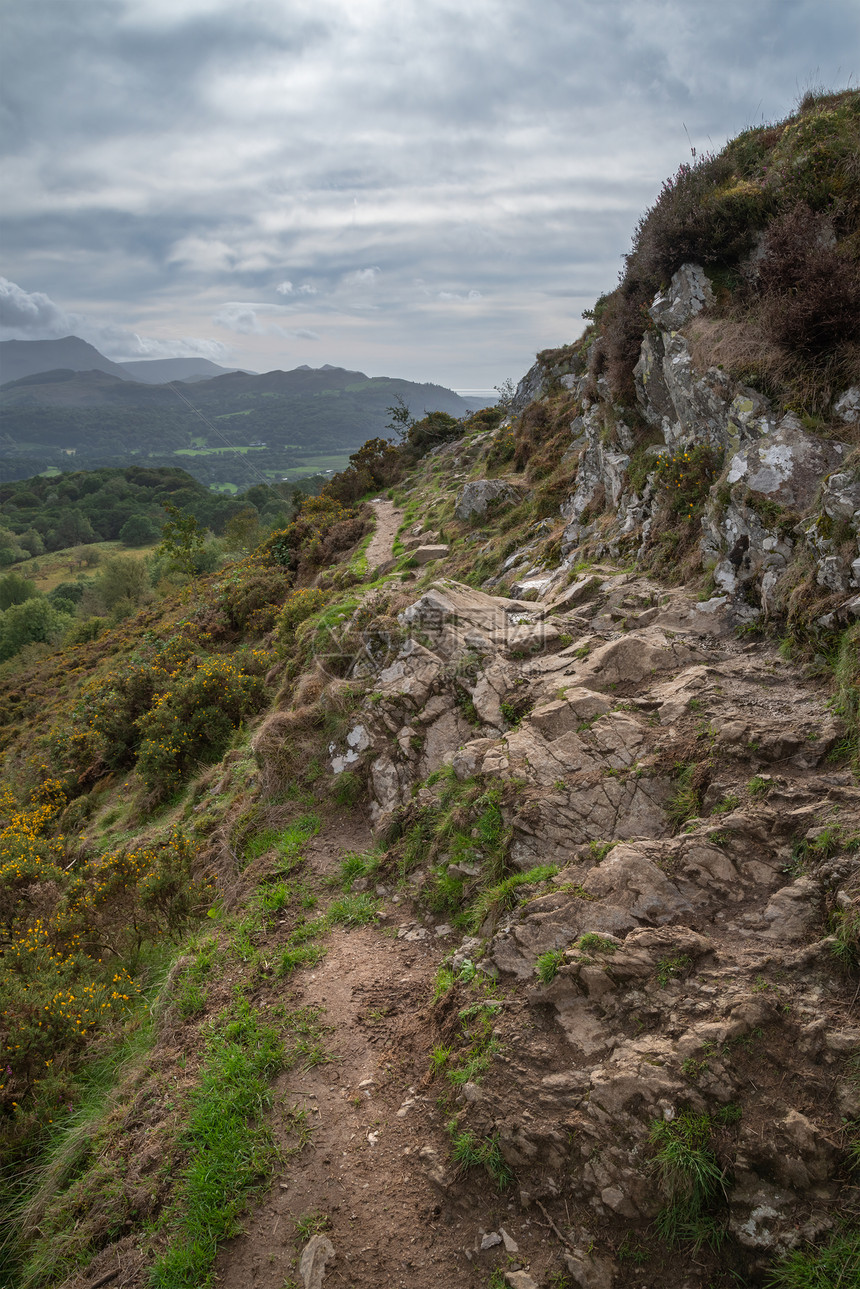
(455, 479, 525, 522)
(319, 548, 857, 1281)
(314, 252, 860, 1286)
(501, 261, 860, 623)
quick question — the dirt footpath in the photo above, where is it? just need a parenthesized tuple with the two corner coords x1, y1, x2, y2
(364, 499, 403, 572)
(213, 820, 546, 1289)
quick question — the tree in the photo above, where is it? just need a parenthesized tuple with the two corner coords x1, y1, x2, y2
(494, 378, 517, 412)
(0, 572, 38, 611)
(158, 503, 206, 577)
(19, 529, 45, 557)
(119, 514, 161, 547)
(0, 597, 72, 662)
(52, 511, 96, 550)
(94, 555, 151, 611)
(385, 395, 415, 442)
(224, 507, 261, 555)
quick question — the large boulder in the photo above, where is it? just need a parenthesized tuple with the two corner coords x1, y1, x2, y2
(648, 262, 715, 331)
(454, 479, 524, 522)
(724, 415, 846, 511)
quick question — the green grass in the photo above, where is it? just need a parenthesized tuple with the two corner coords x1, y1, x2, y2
(276, 943, 327, 977)
(9, 1012, 161, 1287)
(432, 965, 455, 1000)
(535, 947, 566, 984)
(577, 932, 617, 954)
(327, 892, 381, 926)
(656, 954, 692, 988)
(765, 1229, 860, 1288)
(587, 840, 616, 863)
(830, 907, 860, 973)
(468, 863, 559, 931)
(174, 444, 265, 456)
(149, 1000, 285, 1287)
(667, 763, 704, 829)
(711, 793, 740, 815)
(430, 1044, 452, 1076)
(649, 1111, 728, 1252)
(337, 849, 382, 891)
(447, 1127, 513, 1191)
(444, 996, 503, 1087)
(294, 1211, 331, 1241)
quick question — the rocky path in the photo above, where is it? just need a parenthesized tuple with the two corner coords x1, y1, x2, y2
(215, 562, 859, 1289)
(364, 498, 403, 573)
(214, 825, 544, 1289)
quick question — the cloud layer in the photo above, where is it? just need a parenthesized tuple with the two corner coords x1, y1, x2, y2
(1, 0, 856, 386)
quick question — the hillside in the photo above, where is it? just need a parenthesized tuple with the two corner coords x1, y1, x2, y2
(0, 337, 132, 385)
(2, 89, 859, 1289)
(118, 358, 252, 384)
(0, 358, 474, 489)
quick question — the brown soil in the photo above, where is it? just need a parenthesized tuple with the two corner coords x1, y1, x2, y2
(214, 823, 557, 1289)
(364, 500, 403, 572)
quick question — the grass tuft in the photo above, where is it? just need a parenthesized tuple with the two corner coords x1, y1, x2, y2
(149, 1000, 284, 1287)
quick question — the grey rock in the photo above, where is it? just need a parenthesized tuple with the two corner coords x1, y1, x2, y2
(499, 1227, 519, 1253)
(402, 530, 440, 549)
(724, 416, 845, 511)
(504, 1273, 539, 1289)
(729, 1178, 794, 1250)
(480, 1231, 502, 1250)
(563, 1247, 616, 1289)
(413, 544, 450, 564)
(835, 385, 860, 423)
(455, 479, 525, 522)
(648, 262, 715, 331)
(761, 877, 820, 942)
(299, 1233, 335, 1289)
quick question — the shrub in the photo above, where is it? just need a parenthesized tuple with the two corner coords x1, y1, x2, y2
(324, 438, 402, 505)
(51, 626, 269, 801)
(0, 572, 38, 611)
(262, 496, 366, 574)
(755, 204, 860, 357)
(653, 446, 723, 520)
(277, 587, 329, 642)
(0, 596, 73, 662)
(135, 656, 266, 800)
(216, 564, 290, 632)
(403, 411, 462, 458)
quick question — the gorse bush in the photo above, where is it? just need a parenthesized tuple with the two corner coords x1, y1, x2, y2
(0, 773, 206, 1126)
(654, 447, 723, 519)
(262, 495, 367, 574)
(135, 655, 266, 800)
(51, 623, 270, 803)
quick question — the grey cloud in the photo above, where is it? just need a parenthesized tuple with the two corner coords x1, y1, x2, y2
(0, 277, 231, 361)
(2, 0, 856, 387)
(0, 277, 69, 335)
(213, 302, 320, 340)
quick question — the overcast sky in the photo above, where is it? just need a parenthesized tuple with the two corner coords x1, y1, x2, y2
(1, 0, 856, 393)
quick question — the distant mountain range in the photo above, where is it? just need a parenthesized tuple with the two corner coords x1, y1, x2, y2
(0, 336, 486, 490)
(0, 336, 248, 386)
